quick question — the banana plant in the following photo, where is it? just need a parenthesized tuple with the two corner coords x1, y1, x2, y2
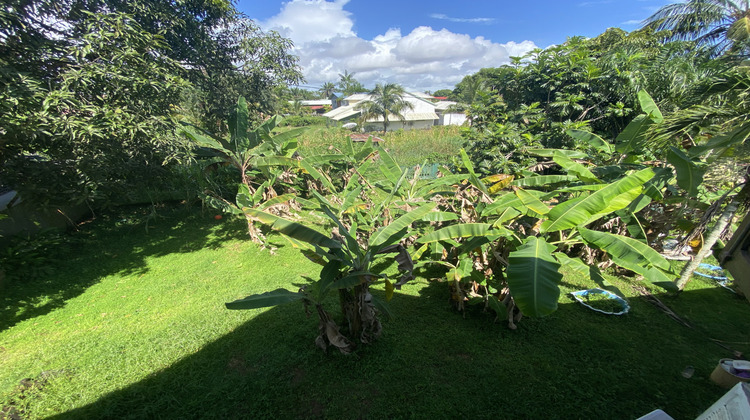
(225, 153, 438, 353)
(181, 96, 305, 193)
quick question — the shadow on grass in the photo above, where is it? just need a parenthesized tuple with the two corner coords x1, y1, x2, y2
(38, 280, 750, 420)
(0, 203, 248, 332)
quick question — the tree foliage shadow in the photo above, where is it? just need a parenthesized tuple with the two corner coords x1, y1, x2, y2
(31, 281, 750, 420)
(0, 203, 248, 332)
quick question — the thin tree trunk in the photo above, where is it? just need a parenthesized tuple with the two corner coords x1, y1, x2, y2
(675, 185, 747, 290)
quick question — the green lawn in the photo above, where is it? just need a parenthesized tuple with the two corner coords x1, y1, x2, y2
(1, 204, 749, 419)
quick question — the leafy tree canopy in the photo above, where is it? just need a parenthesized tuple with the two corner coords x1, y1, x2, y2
(0, 0, 302, 207)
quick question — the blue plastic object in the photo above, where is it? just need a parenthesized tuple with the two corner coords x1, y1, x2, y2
(694, 263, 734, 292)
(570, 288, 630, 316)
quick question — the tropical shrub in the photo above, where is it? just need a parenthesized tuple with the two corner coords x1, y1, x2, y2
(226, 146, 439, 352)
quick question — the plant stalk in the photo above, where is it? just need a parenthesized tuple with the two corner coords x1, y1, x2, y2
(675, 185, 747, 290)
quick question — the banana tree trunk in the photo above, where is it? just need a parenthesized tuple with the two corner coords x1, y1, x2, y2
(675, 185, 747, 290)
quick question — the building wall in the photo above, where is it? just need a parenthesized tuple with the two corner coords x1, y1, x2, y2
(440, 113, 467, 126)
(365, 119, 436, 132)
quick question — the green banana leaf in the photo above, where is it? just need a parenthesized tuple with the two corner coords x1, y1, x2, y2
(460, 149, 491, 196)
(257, 194, 295, 211)
(667, 146, 705, 197)
(566, 129, 612, 154)
(578, 228, 676, 290)
(615, 115, 653, 154)
(421, 211, 460, 222)
(243, 208, 341, 249)
(370, 203, 437, 251)
(482, 189, 545, 216)
(515, 188, 550, 216)
(230, 96, 250, 151)
(527, 149, 588, 159)
(300, 159, 337, 193)
(541, 168, 654, 232)
(417, 223, 510, 244)
(510, 175, 578, 188)
(225, 288, 304, 310)
(506, 237, 562, 317)
(553, 151, 601, 183)
(637, 90, 663, 123)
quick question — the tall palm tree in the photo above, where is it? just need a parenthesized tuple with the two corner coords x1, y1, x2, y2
(319, 82, 336, 99)
(643, 0, 750, 55)
(355, 83, 414, 132)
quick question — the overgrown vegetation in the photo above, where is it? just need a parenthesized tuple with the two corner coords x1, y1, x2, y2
(3, 0, 750, 418)
(0, 204, 748, 419)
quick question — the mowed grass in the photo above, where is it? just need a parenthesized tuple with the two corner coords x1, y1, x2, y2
(1, 204, 750, 419)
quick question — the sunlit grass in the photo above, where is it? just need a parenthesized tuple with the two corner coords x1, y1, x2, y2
(1, 204, 749, 419)
(296, 124, 465, 167)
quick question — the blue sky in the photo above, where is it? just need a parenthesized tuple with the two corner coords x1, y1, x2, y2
(235, 0, 672, 92)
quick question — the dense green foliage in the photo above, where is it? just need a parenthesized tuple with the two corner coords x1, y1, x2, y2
(644, 0, 750, 55)
(0, 0, 301, 208)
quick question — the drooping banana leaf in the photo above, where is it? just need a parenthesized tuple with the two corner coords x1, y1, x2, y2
(515, 188, 550, 216)
(482, 189, 545, 216)
(318, 260, 343, 299)
(417, 223, 510, 244)
(319, 206, 361, 258)
(244, 207, 341, 249)
(510, 175, 578, 188)
(300, 158, 337, 193)
(236, 183, 254, 208)
(421, 211, 460, 222)
(225, 288, 304, 310)
(566, 129, 612, 154)
(527, 149, 588, 159)
(578, 228, 677, 291)
(506, 237, 562, 317)
(667, 146, 705, 197)
(616, 115, 653, 154)
(370, 203, 437, 251)
(541, 168, 654, 232)
(331, 270, 377, 289)
(257, 194, 295, 211)
(553, 151, 601, 184)
(487, 295, 508, 321)
(616, 210, 648, 243)
(688, 124, 750, 157)
(180, 123, 232, 152)
(483, 174, 514, 194)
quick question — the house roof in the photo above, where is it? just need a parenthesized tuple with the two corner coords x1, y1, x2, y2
(434, 101, 459, 111)
(325, 91, 438, 122)
(323, 106, 359, 120)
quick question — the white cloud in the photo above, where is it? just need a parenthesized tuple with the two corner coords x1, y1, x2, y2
(263, 0, 355, 44)
(260, 0, 537, 92)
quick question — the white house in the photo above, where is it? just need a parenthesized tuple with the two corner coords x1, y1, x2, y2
(435, 101, 468, 126)
(323, 92, 440, 132)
